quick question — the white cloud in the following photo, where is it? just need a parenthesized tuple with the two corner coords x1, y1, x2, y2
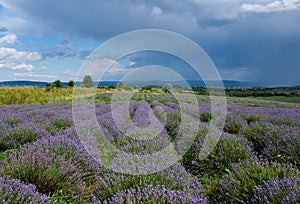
(0, 34, 18, 46)
(14, 72, 58, 79)
(0, 47, 41, 71)
(0, 63, 35, 71)
(100, 58, 129, 73)
(152, 6, 163, 15)
(241, 0, 300, 13)
(0, 47, 41, 61)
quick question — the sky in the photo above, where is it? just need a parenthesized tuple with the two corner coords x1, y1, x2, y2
(0, 0, 299, 86)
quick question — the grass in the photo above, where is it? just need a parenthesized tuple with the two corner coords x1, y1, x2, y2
(1, 86, 300, 109)
(0, 86, 111, 105)
(0, 86, 73, 105)
(253, 96, 300, 103)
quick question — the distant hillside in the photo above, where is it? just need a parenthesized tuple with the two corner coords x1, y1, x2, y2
(0, 80, 253, 87)
(0, 80, 297, 88)
(0, 81, 48, 87)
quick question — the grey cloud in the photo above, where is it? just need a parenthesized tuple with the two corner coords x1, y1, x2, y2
(41, 40, 77, 59)
(0, 26, 8, 33)
(241, 0, 300, 13)
(1, 0, 299, 85)
(0, 0, 199, 39)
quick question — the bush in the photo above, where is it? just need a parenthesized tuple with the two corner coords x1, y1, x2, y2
(200, 112, 212, 123)
(94, 163, 204, 202)
(223, 117, 244, 134)
(96, 184, 208, 204)
(244, 114, 261, 124)
(240, 122, 272, 154)
(52, 118, 73, 131)
(218, 158, 299, 203)
(53, 80, 63, 88)
(261, 125, 300, 166)
(242, 123, 300, 165)
(252, 176, 300, 203)
(0, 126, 40, 151)
(0, 136, 100, 200)
(0, 176, 49, 203)
(83, 75, 94, 88)
(183, 133, 253, 178)
(67, 80, 74, 87)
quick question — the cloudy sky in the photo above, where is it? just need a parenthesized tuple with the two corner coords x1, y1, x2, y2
(0, 0, 299, 85)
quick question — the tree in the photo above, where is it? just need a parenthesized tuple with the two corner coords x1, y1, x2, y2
(82, 75, 94, 88)
(45, 82, 52, 92)
(53, 80, 63, 88)
(67, 80, 74, 87)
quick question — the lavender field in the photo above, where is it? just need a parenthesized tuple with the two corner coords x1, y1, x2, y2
(0, 94, 300, 203)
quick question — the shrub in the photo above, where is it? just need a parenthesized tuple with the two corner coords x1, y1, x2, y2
(0, 126, 40, 151)
(0, 136, 100, 200)
(52, 118, 73, 131)
(252, 176, 300, 203)
(53, 80, 63, 88)
(261, 125, 300, 166)
(218, 158, 299, 203)
(96, 184, 208, 204)
(94, 163, 204, 202)
(82, 75, 94, 88)
(242, 123, 300, 164)
(165, 110, 181, 140)
(67, 80, 74, 87)
(223, 117, 244, 134)
(183, 133, 253, 178)
(244, 114, 261, 124)
(0, 176, 49, 203)
(200, 112, 212, 123)
(240, 122, 272, 154)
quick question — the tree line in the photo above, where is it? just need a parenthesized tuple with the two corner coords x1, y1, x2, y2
(45, 75, 94, 91)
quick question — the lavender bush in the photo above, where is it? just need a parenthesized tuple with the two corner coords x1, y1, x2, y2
(218, 158, 299, 203)
(0, 135, 101, 200)
(252, 176, 300, 203)
(183, 133, 253, 178)
(97, 184, 208, 204)
(0, 126, 40, 151)
(0, 98, 299, 203)
(261, 125, 300, 166)
(94, 163, 204, 202)
(0, 176, 49, 203)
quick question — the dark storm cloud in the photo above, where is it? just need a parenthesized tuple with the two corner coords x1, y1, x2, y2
(126, 51, 200, 80)
(198, 11, 300, 85)
(0, 0, 198, 38)
(1, 0, 299, 85)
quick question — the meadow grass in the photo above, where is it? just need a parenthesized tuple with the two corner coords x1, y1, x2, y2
(253, 96, 300, 103)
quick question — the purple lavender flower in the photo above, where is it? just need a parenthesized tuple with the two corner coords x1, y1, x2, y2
(0, 176, 49, 203)
(252, 176, 300, 203)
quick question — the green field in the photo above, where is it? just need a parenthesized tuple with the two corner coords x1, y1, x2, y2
(252, 96, 300, 103)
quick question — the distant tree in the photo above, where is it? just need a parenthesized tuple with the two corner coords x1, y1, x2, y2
(67, 80, 74, 87)
(53, 80, 63, 88)
(82, 75, 94, 88)
(45, 82, 52, 92)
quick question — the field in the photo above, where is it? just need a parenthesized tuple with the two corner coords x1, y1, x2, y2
(0, 91, 300, 203)
(253, 96, 300, 104)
